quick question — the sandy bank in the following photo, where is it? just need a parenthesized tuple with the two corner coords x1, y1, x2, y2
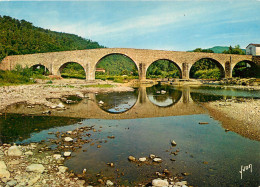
(204, 99, 260, 141)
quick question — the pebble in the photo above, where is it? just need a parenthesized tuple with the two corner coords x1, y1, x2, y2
(26, 164, 45, 173)
(153, 158, 163, 163)
(64, 152, 71, 157)
(128, 156, 136, 161)
(139, 157, 147, 162)
(106, 180, 114, 186)
(152, 178, 169, 186)
(64, 137, 73, 142)
(8, 145, 23, 157)
(171, 140, 177, 146)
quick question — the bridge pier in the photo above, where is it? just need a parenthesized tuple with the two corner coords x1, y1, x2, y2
(225, 60, 232, 78)
(182, 63, 190, 79)
(139, 63, 147, 81)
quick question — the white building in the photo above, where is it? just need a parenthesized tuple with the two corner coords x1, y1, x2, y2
(246, 44, 260, 56)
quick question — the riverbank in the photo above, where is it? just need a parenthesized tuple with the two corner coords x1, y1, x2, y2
(204, 98, 260, 141)
(0, 81, 134, 112)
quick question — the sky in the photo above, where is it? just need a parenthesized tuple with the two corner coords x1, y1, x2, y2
(0, 0, 260, 51)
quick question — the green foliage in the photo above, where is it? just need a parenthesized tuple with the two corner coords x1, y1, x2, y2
(232, 61, 257, 78)
(193, 48, 214, 53)
(222, 45, 245, 55)
(146, 60, 180, 78)
(190, 59, 220, 78)
(60, 63, 86, 79)
(96, 54, 138, 76)
(0, 15, 105, 62)
(0, 64, 50, 86)
(194, 69, 222, 80)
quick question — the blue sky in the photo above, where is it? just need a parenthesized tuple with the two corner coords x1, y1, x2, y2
(0, 1, 260, 51)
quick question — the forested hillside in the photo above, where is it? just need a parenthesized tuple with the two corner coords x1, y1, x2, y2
(0, 15, 105, 61)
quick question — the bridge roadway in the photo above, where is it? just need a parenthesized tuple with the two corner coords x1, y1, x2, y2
(4, 87, 207, 119)
(1, 48, 258, 80)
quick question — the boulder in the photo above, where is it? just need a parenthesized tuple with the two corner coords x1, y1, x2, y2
(0, 168, 10, 179)
(26, 164, 45, 173)
(152, 178, 169, 186)
(8, 145, 23, 156)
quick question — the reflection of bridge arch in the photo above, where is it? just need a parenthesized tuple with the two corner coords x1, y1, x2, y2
(94, 90, 139, 114)
(146, 86, 182, 107)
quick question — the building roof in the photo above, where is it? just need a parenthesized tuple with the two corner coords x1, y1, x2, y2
(246, 43, 260, 48)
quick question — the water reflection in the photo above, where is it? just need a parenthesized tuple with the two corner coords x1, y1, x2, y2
(146, 85, 182, 107)
(95, 90, 138, 113)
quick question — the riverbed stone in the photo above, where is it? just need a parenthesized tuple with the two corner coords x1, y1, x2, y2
(152, 178, 169, 186)
(25, 151, 33, 156)
(6, 180, 17, 187)
(153, 158, 162, 163)
(106, 180, 114, 186)
(128, 156, 136, 161)
(64, 137, 73, 142)
(64, 152, 71, 157)
(0, 168, 10, 179)
(26, 164, 45, 173)
(171, 140, 177, 146)
(8, 145, 23, 156)
(0, 161, 7, 169)
(139, 157, 147, 162)
(58, 166, 68, 173)
(53, 154, 62, 159)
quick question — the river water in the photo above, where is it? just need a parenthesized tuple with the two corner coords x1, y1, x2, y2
(0, 85, 259, 186)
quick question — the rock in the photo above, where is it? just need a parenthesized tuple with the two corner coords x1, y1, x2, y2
(58, 166, 68, 173)
(199, 122, 209, 125)
(161, 90, 166, 94)
(150, 154, 156, 159)
(53, 154, 62, 159)
(0, 161, 7, 169)
(28, 174, 41, 186)
(128, 156, 136, 161)
(139, 157, 147, 162)
(76, 180, 86, 186)
(26, 164, 45, 173)
(106, 180, 114, 186)
(0, 168, 10, 179)
(57, 103, 65, 108)
(64, 137, 73, 142)
(98, 100, 104, 105)
(181, 172, 190, 176)
(25, 151, 33, 156)
(67, 131, 72, 134)
(8, 145, 23, 156)
(6, 180, 17, 187)
(8, 160, 20, 165)
(64, 152, 71, 157)
(175, 181, 187, 186)
(152, 178, 169, 186)
(153, 158, 163, 163)
(171, 140, 177, 146)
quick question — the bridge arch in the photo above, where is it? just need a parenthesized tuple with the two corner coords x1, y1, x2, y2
(30, 64, 50, 75)
(94, 53, 139, 79)
(57, 62, 86, 79)
(232, 60, 258, 78)
(146, 59, 182, 79)
(189, 57, 225, 79)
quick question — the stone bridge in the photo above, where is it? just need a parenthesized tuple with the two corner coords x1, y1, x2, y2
(0, 48, 258, 80)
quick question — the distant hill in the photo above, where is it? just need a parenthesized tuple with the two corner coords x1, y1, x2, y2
(0, 15, 105, 61)
(189, 46, 246, 53)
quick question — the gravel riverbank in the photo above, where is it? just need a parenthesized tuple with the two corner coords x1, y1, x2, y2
(0, 82, 134, 112)
(204, 98, 260, 141)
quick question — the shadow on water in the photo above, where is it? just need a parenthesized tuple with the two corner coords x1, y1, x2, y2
(0, 85, 259, 186)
